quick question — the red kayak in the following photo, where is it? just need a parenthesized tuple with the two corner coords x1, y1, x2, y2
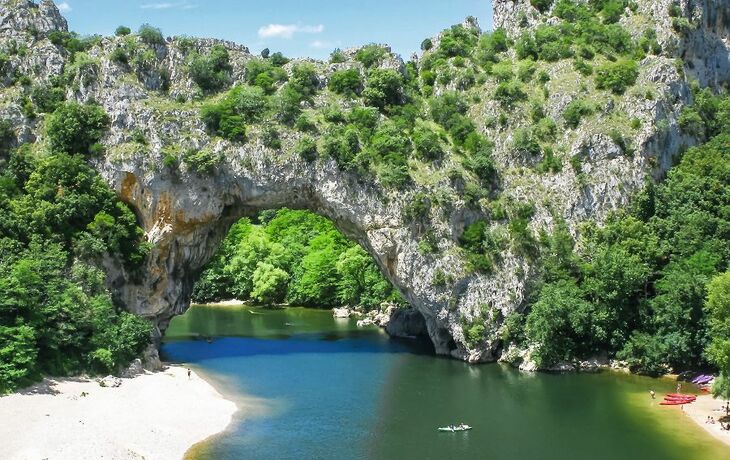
(662, 397, 695, 402)
(660, 400, 693, 405)
(664, 395, 696, 401)
(666, 394, 696, 400)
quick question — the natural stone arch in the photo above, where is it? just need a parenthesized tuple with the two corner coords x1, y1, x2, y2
(101, 147, 478, 359)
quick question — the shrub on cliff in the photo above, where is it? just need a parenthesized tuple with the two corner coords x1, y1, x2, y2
(355, 44, 387, 68)
(412, 123, 444, 162)
(200, 85, 267, 141)
(115, 26, 131, 37)
(245, 58, 288, 94)
(328, 68, 363, 97)
(595, 59, 639, 94)
(437, 24, 479, 58)
(321, 126, 361, 170)
(46, 102, 109, 155)
(138, 24, 164, 46)
(289, 63, 320, 100)
(182, 148, 221, 174)
(563, 99, 593, 128)
(295, 136, 318, 162)
(530, 0, 554, 13)
(188, 44, 232, 93)
(463, 134, 497, 183)
(476, 28, 509, 65)
(363, 69, 404, 111)
(494, 81, 527, 107)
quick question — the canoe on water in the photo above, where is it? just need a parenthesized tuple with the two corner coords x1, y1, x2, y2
(438, 425, 472, 432)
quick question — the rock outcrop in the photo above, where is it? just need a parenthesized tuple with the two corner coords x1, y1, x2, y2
(386, 308, 428, 339)
(0, 0, 728, 364)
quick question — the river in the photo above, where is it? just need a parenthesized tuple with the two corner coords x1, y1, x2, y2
(161, 305, 728, 460)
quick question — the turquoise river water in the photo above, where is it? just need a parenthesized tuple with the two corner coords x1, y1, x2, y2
(161, 305, 728, 460)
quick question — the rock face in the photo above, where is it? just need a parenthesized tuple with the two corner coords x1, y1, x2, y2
(386, 308, 428, 339)
(492, 0, 730, 86)
(0, 0, 728, 364)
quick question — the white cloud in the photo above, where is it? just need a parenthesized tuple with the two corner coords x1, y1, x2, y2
(309, 40, 334, 49)
(56, 2, 71, 12)
(141, 2, 196, 10)
(141, 2, 174, 8)
(258, 23, 324, 39)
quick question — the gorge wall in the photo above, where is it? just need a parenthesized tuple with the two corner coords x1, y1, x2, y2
(1, 0, 728, 364)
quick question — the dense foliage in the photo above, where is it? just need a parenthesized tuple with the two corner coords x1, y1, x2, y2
(0, 103, 151, 393)
(193, 209, 404, 309)
(45, 102, 109, 155)
(707, 271, 730, 398)
(520, 90, 730, 374)
(188, 44, 232, 93)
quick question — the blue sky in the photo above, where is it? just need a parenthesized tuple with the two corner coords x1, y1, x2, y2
(54, 1, 494, 59)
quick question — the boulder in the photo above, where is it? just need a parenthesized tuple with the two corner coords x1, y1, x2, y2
(122, 358, 144, 378)
(99, 375, 122, 388)
(386, 308, 427, 338)
(332, 307, 352, 318)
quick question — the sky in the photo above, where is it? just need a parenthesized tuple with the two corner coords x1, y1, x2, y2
(53, 1, 494, 59)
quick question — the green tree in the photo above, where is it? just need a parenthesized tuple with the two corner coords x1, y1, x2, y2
(46, 102, 109, 155)
(355, 44, 387, 68)
(0, 324, 36, 392)
(188, 44, 232, 93)
(115, 26, 131, 37)
(362, 69, 404, 111)
(595, 59, 639, 94)
(525, 280, 594, 366)
(251, 262, 290, 304)
(328, 69, 363, 97)
(706, 271, 730, 398)
(138, 24, 164, 46)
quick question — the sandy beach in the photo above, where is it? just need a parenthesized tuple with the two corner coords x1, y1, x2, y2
(0, 366, 237, 460)
(202, 299, 246, 307)
(684, 394, 730, 447)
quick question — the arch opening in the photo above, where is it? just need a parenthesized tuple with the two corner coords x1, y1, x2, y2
(145, 205, 436, 350)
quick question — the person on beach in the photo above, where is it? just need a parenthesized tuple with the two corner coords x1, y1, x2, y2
(187, 368, 191, 379)
(650, 390, 656, 399)
(676, 383, 682, 393)
(726, 401, 729, 416)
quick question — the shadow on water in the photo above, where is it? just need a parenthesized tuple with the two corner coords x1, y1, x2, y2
(162, 335, 432, 363)
(163, 306, 729, 460)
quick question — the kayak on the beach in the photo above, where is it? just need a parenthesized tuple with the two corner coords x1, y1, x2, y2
(664, 396, 696, 401)
(663, 399, 695, 404)
(660, 400, 694, 406)
(691, 375, 714, 384)
(666, 394, 697, 399)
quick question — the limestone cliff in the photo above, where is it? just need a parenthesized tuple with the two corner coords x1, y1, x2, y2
(0, 0, 728, 364)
